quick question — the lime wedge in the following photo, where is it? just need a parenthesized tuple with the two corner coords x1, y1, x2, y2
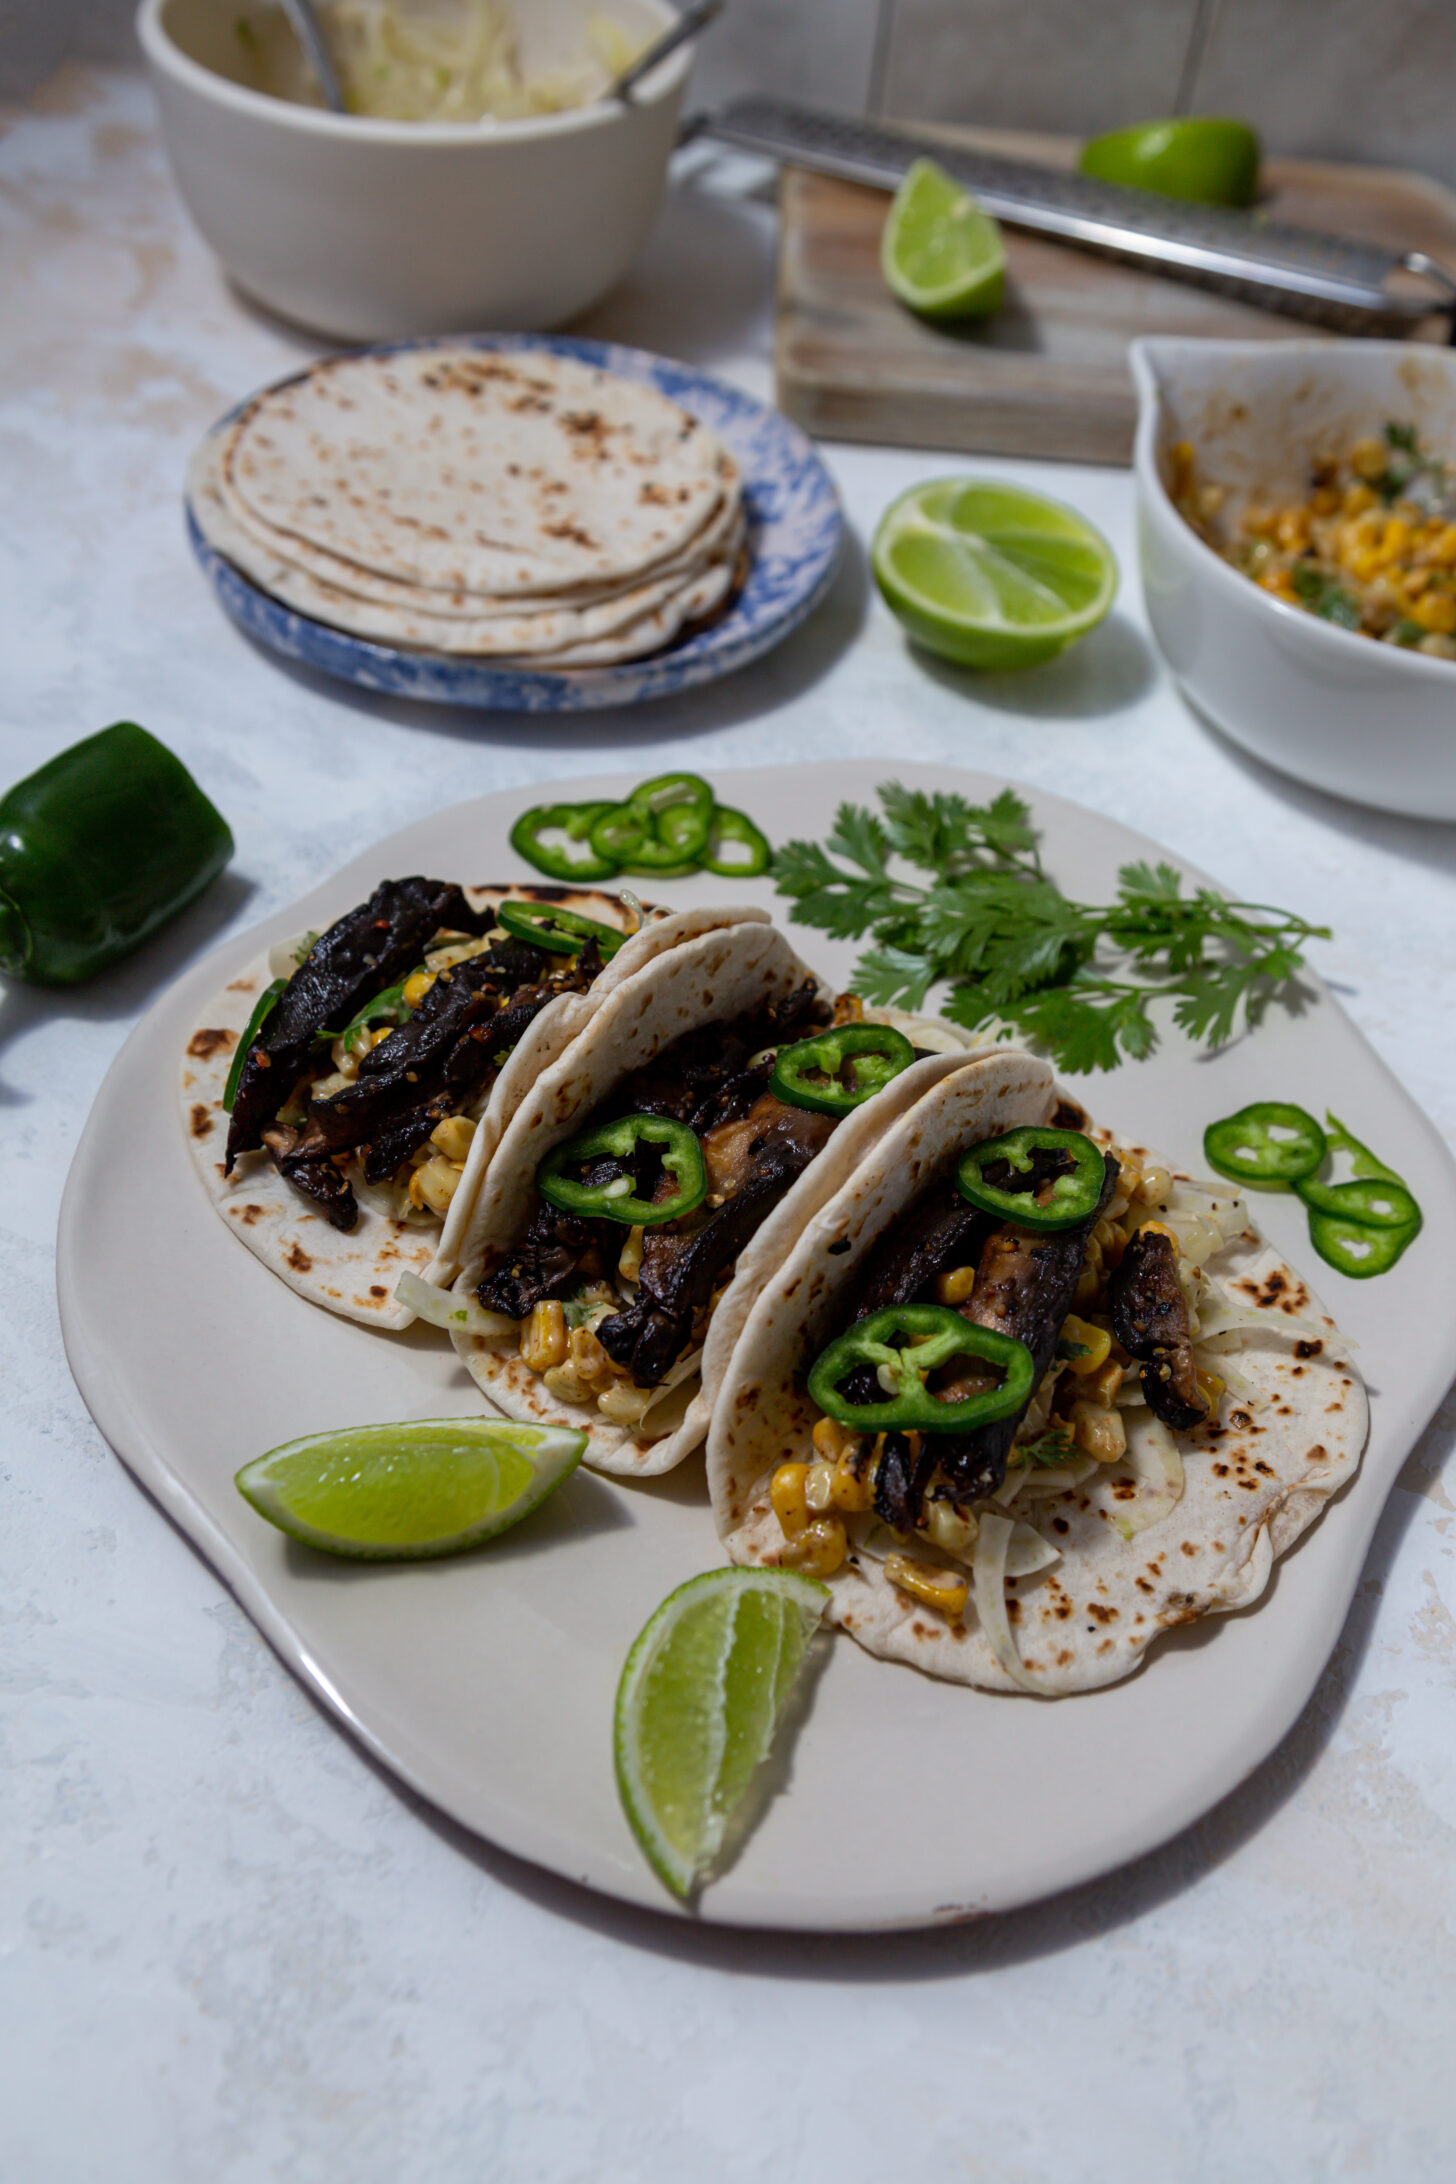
(1079, 117, 1260, 207)
(235, 1417, 585, 1559)
(872, 478, 1118, 670)
(881, 157, 1006, 320)
(614, 1566, 829, 1899)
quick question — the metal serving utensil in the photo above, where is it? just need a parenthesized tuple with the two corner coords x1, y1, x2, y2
(608, 0, 724, 102)
(697, 95, 1456, 337)
(278, 0, 347, 114)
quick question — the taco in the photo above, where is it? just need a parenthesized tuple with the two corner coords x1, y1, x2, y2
(442, 918, 981, 1477)
(182, 881, 767, 1328)
(707, 1053, 1369, 1696)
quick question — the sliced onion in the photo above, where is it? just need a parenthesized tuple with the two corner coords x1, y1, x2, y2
(972, 1513, 1044, 1694)
(395, 1269, 516, 1340)
(1011, 1454, 1100, 1496)
(1112, 1418, 1184, 1540)
(1005, 1521, 1061, 1578)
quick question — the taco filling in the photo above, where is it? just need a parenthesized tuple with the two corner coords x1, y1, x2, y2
(768, 1117, 1280, 1620)
(224, 878, 631, 1234)
(472, 993, 935, 1433)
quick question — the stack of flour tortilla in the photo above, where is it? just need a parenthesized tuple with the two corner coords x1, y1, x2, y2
(186, 347, 747, 665)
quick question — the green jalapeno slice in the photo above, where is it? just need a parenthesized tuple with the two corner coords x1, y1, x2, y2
(807, 1305, 1035, 1435)
(770, 1023, 916, 1116)
(496, 900, 626, 959)
(510, 802, 621, 883)
(1307, 1210, 1420, 1280)
(699, 806, 771, 878)
(955, 1126, 1107, 1230)
(1203, 1102, 1325, 1186)
(223, 980, 287, 1113)
(536, 1113, 707, 1227)
(1293, 1175, 1421, 1231)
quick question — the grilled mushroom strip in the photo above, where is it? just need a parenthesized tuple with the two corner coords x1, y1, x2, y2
(1107, 1224, 1207, 1429)
(904, 1150, 1121, 1513)
(226, 877, 484, 1170)
(260, 1126, 359, 1232)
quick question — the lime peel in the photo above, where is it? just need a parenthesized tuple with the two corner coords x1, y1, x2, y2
(882, 157, 1006, 321)
(872, 478, 1118, 670)
(614, 1566, 829, 1900)
(235, 1416, 585, 1560)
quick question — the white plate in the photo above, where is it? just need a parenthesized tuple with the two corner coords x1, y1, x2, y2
(58, 762, 1456, 1930)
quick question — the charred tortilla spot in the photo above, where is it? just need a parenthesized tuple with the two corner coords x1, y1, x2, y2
(189, 1104, 213, 1139)
(187, 1027, 234, 1060)
(286, 1243, 314, 1273)
(370, 1285, 387, 1298)
(1307, 1444, 1328, 1464)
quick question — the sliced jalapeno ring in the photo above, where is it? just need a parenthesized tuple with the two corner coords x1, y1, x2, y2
(496, 900, 626, 960)
(1307, 1209, 1420, 1280)
(956, 1126, 1107, 1231)
(626, 772, 715, 861)
(807, 1305, 1035, 1435)
(1293, 1175, 1421, 1231)
(699, 805, 771, 879)
(536, 1113, 707, 1228)
(770, 1023, 916, 1117)
(510, 801, 621, 883)
(223, 980, 287, 1113)
(1203, 1102, 1325, 1187)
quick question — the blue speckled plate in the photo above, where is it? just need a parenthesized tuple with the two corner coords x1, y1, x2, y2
(185, 334, 842, 713)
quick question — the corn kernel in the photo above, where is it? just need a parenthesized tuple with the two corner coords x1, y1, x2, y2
(812, 1414, 858, 1464)
(1069, 1400, 1127, 1462)
(429, 1113, 477, 1163)
(1136, 1219, 1178, 1244)
(1083, 1357, 1126, 1408)
(771, 1462, 811, 1541)
(617, 1226, 645, 1284)
(541, 1364, 593, 1405)
(884, 1554, 968, 1621)
(1412, 590, 1456, 636)
(1060, 1315, 1111, 1375)
(932, 1264, 978, 1306)
(568, 1324, 614, 1388)
(924, 1500, 978, 1556)
(409, 1155, 461, 1217)
(790, 1516, 847, 1578)
(1350, 436, 1387, 481)
(1135, 1164, 1174, 1207)
(805, 1460, 837, 1514)
(1195, 1369, 1225, 1416)
(832, 992, 865, 1025)
(520, 1299, 568, 1373)
(830, 1457, 875, 1513)
(597, 1381, 654, 1426)
(402, 970, 437, 1009)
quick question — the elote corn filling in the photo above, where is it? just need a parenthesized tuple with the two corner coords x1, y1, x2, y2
(1170, 422, 1456, 660)
(769, 1160, 1284, 1624)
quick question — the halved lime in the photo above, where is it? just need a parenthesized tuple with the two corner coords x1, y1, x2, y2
(614, 1566, 828, 1899)
(235, 1417, 585, 1560)
(872, 479, 1118, 670)
(1079, 117, 1260, 207)
(881, 157, 1006, 320)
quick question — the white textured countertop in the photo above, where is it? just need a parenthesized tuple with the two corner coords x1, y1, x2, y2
(4, 66, 1456, 2184)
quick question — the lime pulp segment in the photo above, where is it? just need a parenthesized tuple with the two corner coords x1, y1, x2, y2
(235, 1417, 585, 1559)
(614, 1567, 829, 1899)
(881, 158, 1006, 319)
(872, 479, 1118, 670)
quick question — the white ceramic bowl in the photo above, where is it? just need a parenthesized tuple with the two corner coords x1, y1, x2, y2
(1131, 337, 1456, 821)
(137, 0, 692, 339)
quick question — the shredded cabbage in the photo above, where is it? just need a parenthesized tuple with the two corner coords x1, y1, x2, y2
(246, 1, 641, 122)
(396, 1267, 516, 1336)
(971, 1514, 1045, 1694)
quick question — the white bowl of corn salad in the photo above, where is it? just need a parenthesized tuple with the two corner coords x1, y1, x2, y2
(1132, 336, 1456, 820)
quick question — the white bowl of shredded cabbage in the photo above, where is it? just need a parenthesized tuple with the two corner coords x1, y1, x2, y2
(138, 0, 694, 338)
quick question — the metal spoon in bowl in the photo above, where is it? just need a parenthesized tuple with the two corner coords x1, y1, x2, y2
(607, 0, 724, 101)
(278, 0, 347, 114)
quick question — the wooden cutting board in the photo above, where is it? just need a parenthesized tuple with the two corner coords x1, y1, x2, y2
(775, 124, 1456, 463)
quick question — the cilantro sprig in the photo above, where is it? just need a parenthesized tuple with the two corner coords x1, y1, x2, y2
(772, 785, 1330, 1074)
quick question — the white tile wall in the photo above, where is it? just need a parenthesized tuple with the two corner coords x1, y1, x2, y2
(877, 0, 1202, 134)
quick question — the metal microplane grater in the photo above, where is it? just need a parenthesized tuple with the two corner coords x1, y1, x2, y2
(698, 96, 1456, 337)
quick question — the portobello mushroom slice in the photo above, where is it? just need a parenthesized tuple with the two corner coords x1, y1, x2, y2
(225, 877, 485, 1170)
(476, 1202, 613, 1320)
(1107, 1224, 1207, 1430)
(261, 1126, 359, 1232)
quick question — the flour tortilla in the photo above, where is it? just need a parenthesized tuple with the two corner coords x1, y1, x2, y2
(223, 348, 730, 598)
(447, 923, 983, 1477)
(182, 893, 768, 1330)
(190, 425, 743, 640)
(708, 1056, 1370, 1696)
